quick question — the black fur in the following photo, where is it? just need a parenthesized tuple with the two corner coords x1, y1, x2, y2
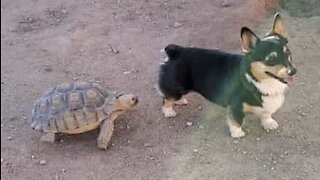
(158, 44, 262, 125)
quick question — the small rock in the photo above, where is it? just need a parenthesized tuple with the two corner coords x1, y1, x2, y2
(23, 116, 28, 120)
(31, 155, 35, 159)
(232, 140, 239, 144)
(44, 67, 53, 72)
(1, 158, 3, 163)
(186, 121, 193, 126)
(300, 112, 307, 116)
(193, 149, 198, 153)
(144, 143, 151, 147)
(199, 125, 204, 129)
(1, 124, 3, 128)
(221, 0, 231, 7)
(7, 136, 12, 141)
(243, 151, 247, 155)
(108, 45, 119, 53)
(61, 9, 67, 14)
(123, 71, 131, 75)
(256, 138, 260, 141)
(173, 22, 182, 28)
(60, 139, 64, 143)
(62, 168, 66, 172)
(40, 160, 47, 165)
(9, 117, 18, 121)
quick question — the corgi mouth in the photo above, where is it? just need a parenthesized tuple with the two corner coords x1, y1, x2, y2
(265, 71, 296, 85)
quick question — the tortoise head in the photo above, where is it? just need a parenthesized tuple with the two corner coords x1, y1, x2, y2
(110, 93, 138, 113)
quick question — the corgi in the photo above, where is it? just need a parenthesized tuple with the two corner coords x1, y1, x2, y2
(157, 13, 297, 138)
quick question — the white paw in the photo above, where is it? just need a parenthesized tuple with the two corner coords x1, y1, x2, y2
(230, 126, 246, 138)
(175, 98, 188, 106)
(162, 107, 177, 118)
(261, 118, 279, 131)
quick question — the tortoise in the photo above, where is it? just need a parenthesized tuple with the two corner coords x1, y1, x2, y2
(31, 81, 138, 149)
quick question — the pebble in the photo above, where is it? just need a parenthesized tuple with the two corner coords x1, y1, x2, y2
(173, 22, 182, 28)
(256, 138, 260, 141)
(123, 71, 131, 75)
(62, 168, 66, 172)
(232, 140, 239, 144)
(31, 155, 35, 159)
(221, 0, 231, 7)
(40, 160, 47, 165)
(7, 136, 12, 141)
(193, 149, 198, 153)
(1, 158, 3, 163)
(9, 117, 18, 121)
(186, 121, 193, 126)
(44, 67, 53, 72)
(144, 143, 151, 147)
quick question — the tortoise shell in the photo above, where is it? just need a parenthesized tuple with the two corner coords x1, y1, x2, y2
(31, 81, 114, 134)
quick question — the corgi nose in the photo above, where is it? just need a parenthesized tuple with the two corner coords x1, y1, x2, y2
(288, 68, 297, 76)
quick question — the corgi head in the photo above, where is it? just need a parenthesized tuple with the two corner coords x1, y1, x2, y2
(241, 13, 297, 85)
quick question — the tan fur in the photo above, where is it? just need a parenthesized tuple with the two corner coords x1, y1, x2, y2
(272, 14, 285, 37)
(250, 61, 289, 82)
(175, 98, 188, 106)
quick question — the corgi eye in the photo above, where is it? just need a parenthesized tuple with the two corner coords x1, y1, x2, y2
(266, 52, 278, 61)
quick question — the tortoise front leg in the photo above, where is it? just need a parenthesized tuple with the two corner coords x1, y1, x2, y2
(97, 119, 114, 149)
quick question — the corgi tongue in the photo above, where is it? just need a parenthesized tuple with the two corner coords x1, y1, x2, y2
(284, 76, 296, 85)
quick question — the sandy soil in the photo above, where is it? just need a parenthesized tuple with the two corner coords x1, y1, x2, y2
(1, 0, 320, 180)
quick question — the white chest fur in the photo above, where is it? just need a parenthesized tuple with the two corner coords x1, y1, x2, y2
(246, 74, 287, 116)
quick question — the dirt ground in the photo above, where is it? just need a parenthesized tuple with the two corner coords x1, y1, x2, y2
(1, 0, 320, 180)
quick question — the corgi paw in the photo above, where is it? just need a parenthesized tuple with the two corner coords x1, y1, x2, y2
(261, 118, 278, 131)
(162, 107, 177, 118)
(175, 98, 188, 106)
(230, 126, 246, 138)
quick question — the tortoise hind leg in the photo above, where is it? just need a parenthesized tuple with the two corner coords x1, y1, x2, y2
(97, 120, 114, 149)
(40, 132, 56, 143)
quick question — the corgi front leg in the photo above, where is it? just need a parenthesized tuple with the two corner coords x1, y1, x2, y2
(260, 114, 279, 131)
(227, 107, 246, 138)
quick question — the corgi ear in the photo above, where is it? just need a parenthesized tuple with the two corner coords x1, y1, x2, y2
(241, 27, 260, 53)
(271, 12, 285, 37)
